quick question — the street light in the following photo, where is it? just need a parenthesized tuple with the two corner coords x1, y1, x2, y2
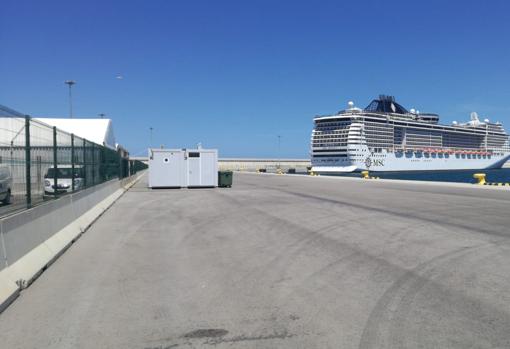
(65, 80, 76, 118)
(277, 135, 281, 170)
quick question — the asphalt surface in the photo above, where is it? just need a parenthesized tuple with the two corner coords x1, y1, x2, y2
(0, 173, 509, 349)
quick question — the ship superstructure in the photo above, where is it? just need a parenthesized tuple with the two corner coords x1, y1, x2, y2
(310, 95, 510, 172)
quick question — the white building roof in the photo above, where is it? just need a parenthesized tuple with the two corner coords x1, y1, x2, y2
(33, 118, 116, 149)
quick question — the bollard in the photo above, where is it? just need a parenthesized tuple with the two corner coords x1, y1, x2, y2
(361, 170, 369, 179)
(473, 173, 486, 185)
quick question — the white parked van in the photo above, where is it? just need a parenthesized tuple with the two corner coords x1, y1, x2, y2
(44, 165, 84, 195)
(0, 165, 12, 204)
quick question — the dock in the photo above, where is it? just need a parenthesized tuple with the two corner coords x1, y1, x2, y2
(0, 173, 509, 348)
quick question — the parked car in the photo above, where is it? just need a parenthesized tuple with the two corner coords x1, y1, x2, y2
(44, 165, 84, 195)
(0, 165, 12, 204)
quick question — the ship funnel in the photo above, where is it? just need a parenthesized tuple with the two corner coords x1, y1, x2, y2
(379, 95, 395, 102)
(470, 112, 479, 121)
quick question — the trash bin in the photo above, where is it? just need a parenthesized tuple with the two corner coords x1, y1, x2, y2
(218, 171, 233, 187)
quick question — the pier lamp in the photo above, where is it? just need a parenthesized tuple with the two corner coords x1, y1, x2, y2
(65, 80, 76, 118)
(277, 135, 281, 170)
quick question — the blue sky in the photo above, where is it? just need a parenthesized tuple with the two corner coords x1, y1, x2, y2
(1, 0, 510, 158)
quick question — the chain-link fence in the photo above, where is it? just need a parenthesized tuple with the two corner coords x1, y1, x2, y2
(0, 115, 147, 217)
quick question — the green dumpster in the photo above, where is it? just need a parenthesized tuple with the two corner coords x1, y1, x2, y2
(218, 171, 233, 187)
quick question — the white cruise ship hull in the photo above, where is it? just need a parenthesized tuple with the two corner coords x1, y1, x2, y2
(310, 96, 510, 174)
(312, 151, 510, 173)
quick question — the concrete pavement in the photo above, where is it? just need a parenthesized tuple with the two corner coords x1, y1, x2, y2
(0, 173, 509, 348)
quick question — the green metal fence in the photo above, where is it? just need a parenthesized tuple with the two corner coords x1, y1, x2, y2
(0, 115, 147, 217)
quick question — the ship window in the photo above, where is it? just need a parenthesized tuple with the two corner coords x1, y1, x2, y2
(313, 154, 347, 158)
(188, 152, 200, 158)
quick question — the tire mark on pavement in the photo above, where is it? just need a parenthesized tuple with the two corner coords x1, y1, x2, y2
(358, 241, 510, 349)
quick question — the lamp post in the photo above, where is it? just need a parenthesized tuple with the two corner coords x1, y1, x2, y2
(65, 80, 76, 118)
(277, 135, 281, 170)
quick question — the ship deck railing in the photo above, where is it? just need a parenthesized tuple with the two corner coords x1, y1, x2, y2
(391, 146, 499, 155)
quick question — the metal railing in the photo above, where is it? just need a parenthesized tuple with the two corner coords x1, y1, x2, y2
(0, 115, 147, 217)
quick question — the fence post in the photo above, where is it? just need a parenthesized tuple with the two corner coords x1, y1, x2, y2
(101, 145, 106, 182)
(91, 143, 96, 185)
(53, 126, 58, 199)
(25, 115, 31, 208)
(71, 134, 75, 192)
(83, 138, 87, 188)
(118, 151, 122, 179)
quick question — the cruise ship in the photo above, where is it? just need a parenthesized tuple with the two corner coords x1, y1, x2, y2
(310, 95, 510, 173)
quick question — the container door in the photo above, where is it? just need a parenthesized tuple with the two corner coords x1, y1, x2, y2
(187, 151, 201, 186)
(166, 152, 185, 187)
(199, 151, 217, 186)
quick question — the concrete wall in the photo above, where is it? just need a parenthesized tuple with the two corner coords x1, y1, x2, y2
(0, 172, 144, 312)
(218, 158, 310, 172)
(0, 180, 120, 270)
(131, 157, 311, 172)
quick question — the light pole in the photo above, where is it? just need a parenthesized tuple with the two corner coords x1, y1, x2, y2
(277, 135, 281, 170)
(65, 80, 76, 118)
